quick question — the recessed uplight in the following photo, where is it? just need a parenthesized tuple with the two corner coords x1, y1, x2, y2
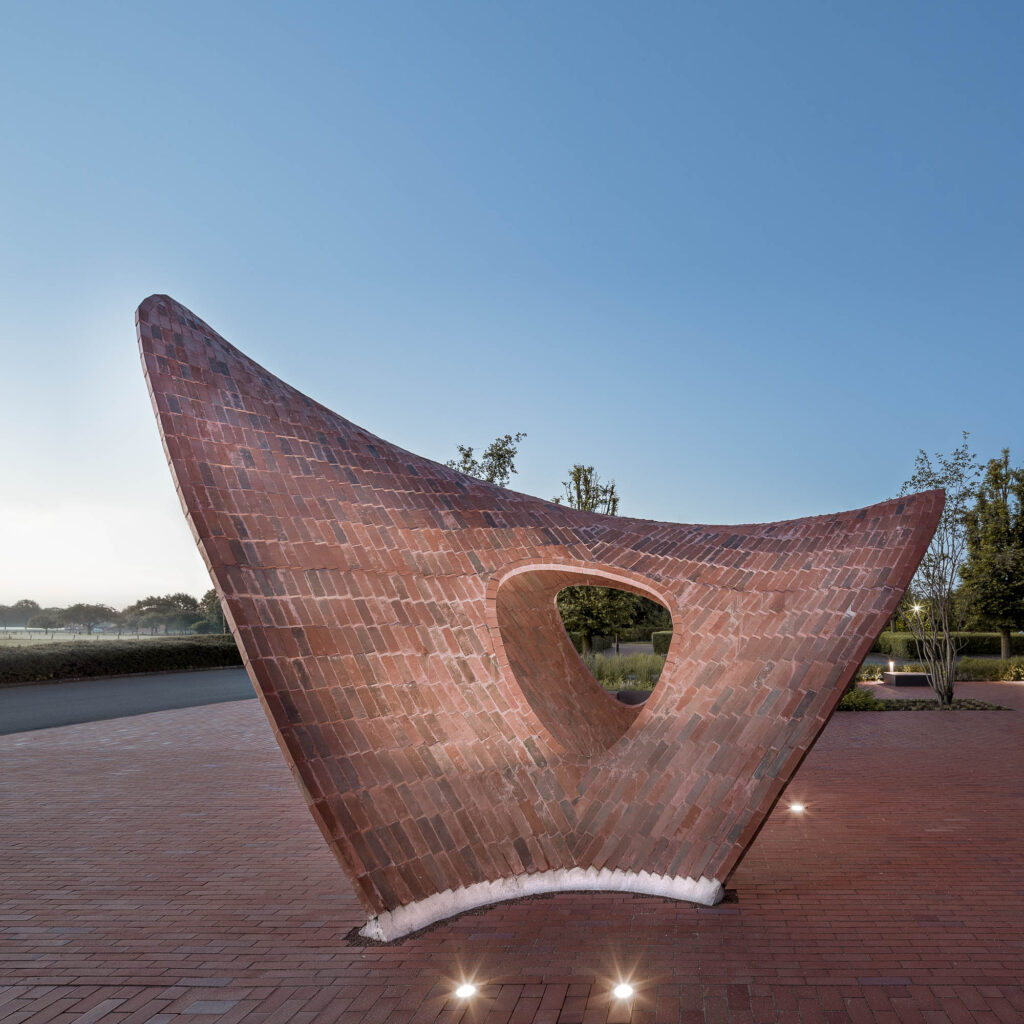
(612, 982, 634, 1000)
(789, 802, 806, 813)
(454, 983, 477, 999)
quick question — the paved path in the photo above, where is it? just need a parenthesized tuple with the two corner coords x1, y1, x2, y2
(1, 682, 1022, 1022)
(0, 668, 254, 735)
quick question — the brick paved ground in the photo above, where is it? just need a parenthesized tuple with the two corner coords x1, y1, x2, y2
(2, 682, 1022, 1023)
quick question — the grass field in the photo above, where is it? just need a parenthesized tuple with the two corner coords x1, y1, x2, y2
(0, 631, 204, 646)
(583, 651, 665, 689)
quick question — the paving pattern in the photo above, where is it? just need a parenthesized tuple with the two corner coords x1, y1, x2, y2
(138, 295, 942, 937)
(2, 682, 1022, 1022)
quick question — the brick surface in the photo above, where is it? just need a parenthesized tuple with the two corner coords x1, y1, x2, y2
(1, 681, 1022, 1021)
(135, 294, 943, 938)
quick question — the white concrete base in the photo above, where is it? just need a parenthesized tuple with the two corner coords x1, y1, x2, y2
(358, 868, 724, 942)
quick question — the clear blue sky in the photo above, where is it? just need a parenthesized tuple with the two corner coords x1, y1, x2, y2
(1, 1, 1021, 606)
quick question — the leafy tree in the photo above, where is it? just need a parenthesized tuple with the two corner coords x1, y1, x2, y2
(27, 608, 64, 629)
(553, 464, 620, 514)
(960, 449, 1024, 659)
(122, 593, 200, 634)
(558, 586, 640, 653)
(61, 603, 119, 634)
(898, 432, 980, 706)
(446, 432, 526, 488)
(632, 595, 672, 635)
(199, 588, 222, 619)
(0, 599, 41, 627)
(191, 588, 228, 633)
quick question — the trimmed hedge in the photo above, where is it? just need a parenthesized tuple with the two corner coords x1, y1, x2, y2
(652, 631, 672, 655)
(567, 632, 612, 654)
(0, 635, 242, 686)
(875, 657, 1024, 681)
(875, 631, 1024, 658)
(954, 657, 1024, 681)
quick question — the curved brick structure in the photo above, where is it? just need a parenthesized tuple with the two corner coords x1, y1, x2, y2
(138, 295, 942, 941)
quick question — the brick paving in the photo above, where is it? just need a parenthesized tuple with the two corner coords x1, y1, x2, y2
(2, 682, 1022, 1022)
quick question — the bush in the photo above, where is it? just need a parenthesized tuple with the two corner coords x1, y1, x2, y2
(837, 685, 884, 711)
(955, 656, 1024, 681)
(652, 631, 672, 655)
(1007, 661, 1024, 681)
(0, 635, 242, 686)
(856, 663, 884, 682)
(875, 631, 1024, 658)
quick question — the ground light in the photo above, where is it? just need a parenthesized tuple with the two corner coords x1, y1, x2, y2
(454, 983, 476, 999)
(789, 802, 806, 813)
(612, 982, 634, 1000)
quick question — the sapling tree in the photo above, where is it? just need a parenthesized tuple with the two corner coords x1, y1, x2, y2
(898, 432, 980, 706)
(552, 464, 647, 652)
(553, 464, 620, 515)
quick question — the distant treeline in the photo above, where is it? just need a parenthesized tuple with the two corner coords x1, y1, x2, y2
(0, 590, 225, 635)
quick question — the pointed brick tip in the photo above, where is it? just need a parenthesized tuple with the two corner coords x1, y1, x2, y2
(136, 293, 175, 320)
(358, 869, 724, 942)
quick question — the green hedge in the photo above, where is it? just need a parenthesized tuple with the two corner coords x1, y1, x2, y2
(955, 657, 1024, 681)
(567, 632, 612, 654)
(875, 657, 1024, 681)
(0, 635, 242, 686)
(652, 631, 672, 655)
(875, 631, 1024, 658)
(613, 625, 659, 643)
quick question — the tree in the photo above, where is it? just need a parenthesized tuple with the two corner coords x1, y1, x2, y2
(121, 593, 201, 634)
(553, 464, 620, 515)
(192, 588, 228, 633)
(960, 449, 1024, 659)
(558, 586, 641, 653)
(898, 432, 980, 706)
(552, 464, 638, 651)
(27, 608, 64, 629)
(0, 599, 41, 627)
(61, 603, 118, 634)
(446, 432, 526, 487)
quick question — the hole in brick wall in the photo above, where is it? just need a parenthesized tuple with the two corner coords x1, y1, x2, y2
(556, 586, 671, 702)
(495, 567, 675, 756)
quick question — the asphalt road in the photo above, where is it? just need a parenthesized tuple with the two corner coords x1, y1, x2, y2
(0, 667, 256, 735)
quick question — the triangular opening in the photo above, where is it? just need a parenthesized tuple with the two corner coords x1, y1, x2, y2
(493, 567, 674, 757)
(556, 586, 671, 705)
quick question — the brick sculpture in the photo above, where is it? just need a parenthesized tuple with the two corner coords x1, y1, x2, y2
(138, 295, 943, 941)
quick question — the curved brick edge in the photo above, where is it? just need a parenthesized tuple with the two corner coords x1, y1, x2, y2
(358, 868, 724, 941)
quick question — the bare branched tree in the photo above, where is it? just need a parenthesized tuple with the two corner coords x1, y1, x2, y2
(553, 465, 620, 515)
(898, 432, 980, 706)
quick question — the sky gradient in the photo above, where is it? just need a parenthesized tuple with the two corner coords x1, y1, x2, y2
(2, 1, 1022, 606)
